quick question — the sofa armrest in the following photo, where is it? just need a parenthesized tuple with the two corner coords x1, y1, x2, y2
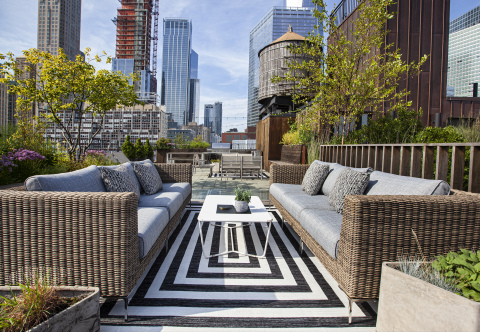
(0, 190, 139, 297)
(154, 163, 192, 185)
(269, 164, 309, 186)
(337, 193, 480, 298)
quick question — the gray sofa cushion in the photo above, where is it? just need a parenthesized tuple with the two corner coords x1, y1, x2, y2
(101, 164, 141, 199)
(320, 163, 373, 196)
(133, 161, 163, 194)
(99, 162, 142, 192)
(328, 168, 370, 214)
(162, 183, 192, 201)
(298, 208, 343, 259)
(25, 165, 106, 192)
(302, 162, 330, 195)
(270, 183, 335, 221)
(138, 191, 184, 219)
(365, 171, 451, 195)
(137, 207, 169, 259)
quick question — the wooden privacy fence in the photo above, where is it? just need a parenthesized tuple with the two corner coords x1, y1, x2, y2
(319, 143, 480, 193)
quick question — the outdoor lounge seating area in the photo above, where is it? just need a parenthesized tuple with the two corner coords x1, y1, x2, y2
(2, 156, 480, 330)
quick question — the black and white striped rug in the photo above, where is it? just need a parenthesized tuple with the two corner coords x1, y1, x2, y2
(100, 207, 376, 330)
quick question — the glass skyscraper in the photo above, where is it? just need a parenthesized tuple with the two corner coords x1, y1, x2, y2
(247, 0, 318, 127)
(161, 18, 192, 127)
(204, 102, 222, 136)
(447, 5, 480, 97)
(189, 50, 200, 124)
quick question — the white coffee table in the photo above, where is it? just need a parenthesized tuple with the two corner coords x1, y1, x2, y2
(197, 195, 273, 259)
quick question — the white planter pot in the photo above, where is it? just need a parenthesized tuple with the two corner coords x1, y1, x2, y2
(377, 262, 480, 332)
(234, 200, 249, 213)
(0, 286, 100, 332)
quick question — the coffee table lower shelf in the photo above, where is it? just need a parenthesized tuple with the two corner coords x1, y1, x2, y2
(198, 220, 272, 259)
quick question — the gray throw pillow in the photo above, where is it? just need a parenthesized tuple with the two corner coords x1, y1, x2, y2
(328, 168, 370, 214)
(301, 162, 330, 195)
(133, 161, 163, 195)
(101, 164, 141, 199)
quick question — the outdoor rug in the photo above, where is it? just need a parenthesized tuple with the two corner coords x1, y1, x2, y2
(100, 206, 377, 329)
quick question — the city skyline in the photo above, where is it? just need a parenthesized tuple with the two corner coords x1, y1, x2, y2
(0, 0, 478, 133)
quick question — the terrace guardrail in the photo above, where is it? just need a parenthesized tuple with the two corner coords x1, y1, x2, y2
(319, 143, 480, 193)
(331, 0, 360, 26)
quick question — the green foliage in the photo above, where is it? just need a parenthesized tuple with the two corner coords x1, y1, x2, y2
(171, 135, 209, 149)
(413, 126, 465, 144)
(0, 48, 140, 160)
(328, 107, 424, 144)
(144, 138, 154, 158)
(280, 121, 312, 145)
(234, 187, 251, 203)
(275, 0, 427, 143)
(0, 271, 77, 331)
(121, 135, 135, 160)
(134, 138, 145, 159)
(154, 137, 173, 150)
(433, 249, 480, 302)
(454, 118, 480, 142)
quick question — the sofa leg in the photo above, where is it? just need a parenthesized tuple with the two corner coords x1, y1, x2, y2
(281, 217, 285, 229)
(348, 297, 353, 324)
(124, 297, 129, 321)
(298, 240, 304, 255)
(165, 238, 169, 252)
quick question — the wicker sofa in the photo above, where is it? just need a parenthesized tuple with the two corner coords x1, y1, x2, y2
(269, 162, 480, 303)
(0, 162, 192, 300)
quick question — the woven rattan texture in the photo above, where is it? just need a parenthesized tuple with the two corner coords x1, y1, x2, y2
(270, 164, 480, 300)
(154, 163, 192, 185)
(0, 164, 192, 297)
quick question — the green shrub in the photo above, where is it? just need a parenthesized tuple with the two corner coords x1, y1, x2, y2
(134, 138, 145, 159)
(328, 107, 424, 145)
(144, 138, 153, 158)
(433, 249, 480, 302)
(121, 135, 135, 160)
(414, 126, 465, 143)
(154, 137, 173, 150)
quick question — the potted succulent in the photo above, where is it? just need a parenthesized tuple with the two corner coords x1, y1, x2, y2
(0, 273, 100, 332)
(234, 187, 251, 213)
(377, 249, 480, 332)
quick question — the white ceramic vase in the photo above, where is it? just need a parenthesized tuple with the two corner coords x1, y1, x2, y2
(234, 200, 248, 213)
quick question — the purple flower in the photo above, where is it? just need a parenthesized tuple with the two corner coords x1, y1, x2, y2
(0, 149, 45, 172)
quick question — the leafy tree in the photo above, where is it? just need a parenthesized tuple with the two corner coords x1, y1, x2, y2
(154, 137, 173, 150)
(134, 138, 144, 159)
(121, 135, 135, 160)
(144, 138, 153, 158)
(277, 0, 428, 144)
(0, 48, 140, 160)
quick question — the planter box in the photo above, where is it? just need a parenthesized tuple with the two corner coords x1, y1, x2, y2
(377, 262, 480, 332)
(280, 145, 305, 164)
(0, 286, 100, 332)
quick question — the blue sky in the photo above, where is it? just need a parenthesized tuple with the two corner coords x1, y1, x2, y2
(0, 0, 478, 133)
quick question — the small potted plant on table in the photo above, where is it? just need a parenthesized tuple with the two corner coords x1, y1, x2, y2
(234, 187, 251, 213)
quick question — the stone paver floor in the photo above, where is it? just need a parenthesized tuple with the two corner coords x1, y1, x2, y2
(192, 165, 270, 202)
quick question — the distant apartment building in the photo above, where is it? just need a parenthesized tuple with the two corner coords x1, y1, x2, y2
(0, 74, 7, 128)
(247, 0, 318, 127)
(182, 122, 211, 143)
(447, 5, 480, 97)
(204, 102, 222, 142)
(45, 104, 168, 151)
(112, 0, 159, 104)
(161, 18, 193, 127)
(221, 126, 256, 144)
(37, 0, 82, 60)
(167, 128, 195, 142)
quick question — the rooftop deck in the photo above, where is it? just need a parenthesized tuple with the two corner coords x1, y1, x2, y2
(191, 165, 271, 202)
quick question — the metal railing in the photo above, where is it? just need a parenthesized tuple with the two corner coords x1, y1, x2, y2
(319, 143, 480, 193)
(331, 0, 360, 26)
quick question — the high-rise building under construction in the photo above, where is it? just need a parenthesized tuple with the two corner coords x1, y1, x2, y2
(112, 0, 159, 104)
